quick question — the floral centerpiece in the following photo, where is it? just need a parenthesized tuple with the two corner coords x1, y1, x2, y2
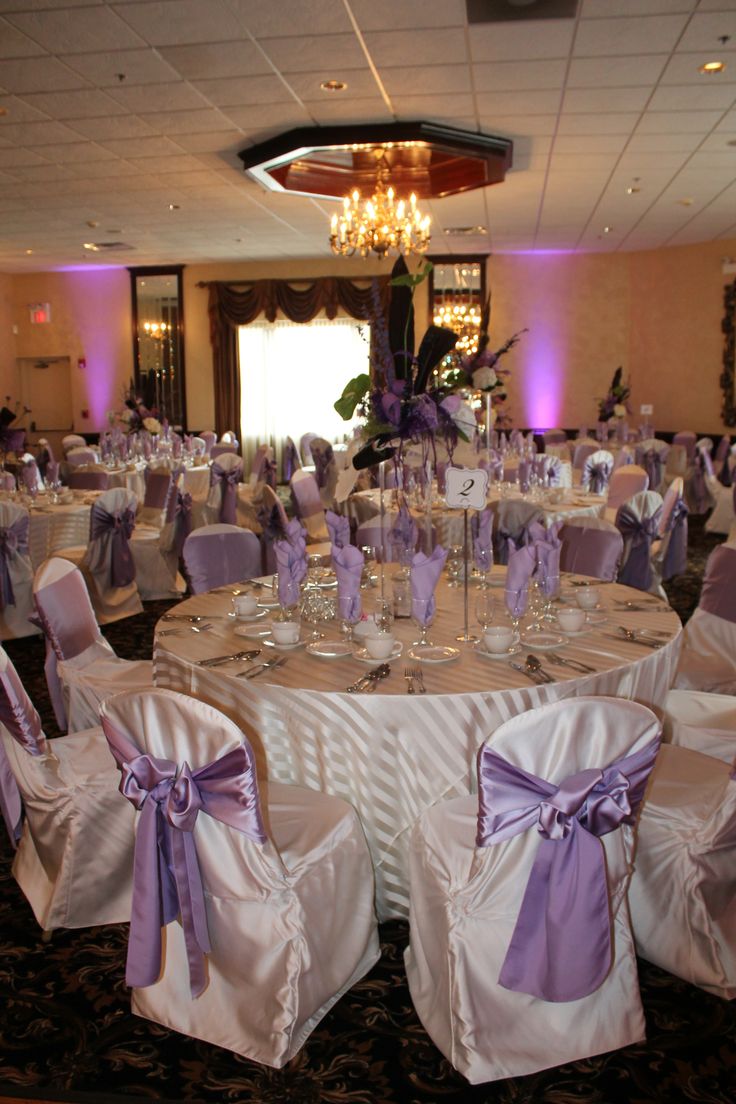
(598, 367, 630, 422)
(106, 386, 160, 434)
(334, 257, 464, 471)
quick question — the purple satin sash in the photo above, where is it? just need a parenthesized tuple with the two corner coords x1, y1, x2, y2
(143, 470, 172, 511)
(661, 499, 688, 580)
(616, 503, 662, 590)
(210, 463, 241, 525)
(283, 439, 299, 482)
(637, 448, 662, 491)
(0, 662, 45, 847)
(583, 458, 612, 495)
(103, 721, 267, 998)
(476, 736, 660, 1002)
(262, 457, 277, 490)
(560, 526, 622, 583)
(311, 442, 334, 490)
(90, 503, 136, 587)
(173, 491, 193, 557)
(718, 456, 732, 488)
(699, 545, 736, 623)
(0, 514, 29, 608)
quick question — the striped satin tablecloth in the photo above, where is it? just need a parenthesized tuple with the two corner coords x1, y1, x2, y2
(153, 570, 681, 920)
(25, 496, 92, 568)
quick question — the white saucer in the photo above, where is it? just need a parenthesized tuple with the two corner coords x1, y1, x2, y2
(235, 608, 267, 622)
(407, 645, 461, 663)
(263, 636, 305, 650)
(257, 599, 280, 610)
(306, 640, 353, 659)
(234, 623, 273, 638)
(519, 631, 566, 649)
(353, 642, 403, 663)
(474, 641, 522, 661)
(585, 611, 608, 624)
(557, 625, 591, 637)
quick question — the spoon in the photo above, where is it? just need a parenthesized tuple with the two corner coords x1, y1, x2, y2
(525, 655, 554, 683)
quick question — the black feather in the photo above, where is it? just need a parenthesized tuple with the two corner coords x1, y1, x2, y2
(387, 257, 414, 381)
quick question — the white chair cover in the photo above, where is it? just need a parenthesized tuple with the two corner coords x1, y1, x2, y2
(66, 447, 99, 468)
(130, 526, 184, 601)
(612, 446, 635, 471)
(100, 687, 379, 1067)
(581, 448, 613, 493)
(309, 436, 338, 509)
(615, 489, 664, 594)
(605, 464, 649, 515)
(291, 470, 330, 543)
(0, 645, 135, 930)
(299, 432, 318, 465)
(182, 524, 262, 594)
(674, 544, 736, 693)
(32, 557, 152, 734)
(628, 744, 736, 999)
(405, 697, 661, 1084)
(0, 501, 39, 640)
(662, 689, 736, 765)
(203, 451, 243, 527)
(81, 487, 143, 624)
(62, 434, 87, 454)
(665, 443, 688, 481)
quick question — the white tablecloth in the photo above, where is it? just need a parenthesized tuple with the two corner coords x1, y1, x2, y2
(27, 499, 91, 568)
(153, 570, 681, 920)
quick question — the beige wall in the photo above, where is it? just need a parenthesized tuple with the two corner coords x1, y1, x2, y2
(0, 273, 18, 402)
(9, 240, 736, 437)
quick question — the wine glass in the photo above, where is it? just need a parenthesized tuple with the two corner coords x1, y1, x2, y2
(301, 590, 325, 641)
(338, 595, 362, 643)
(475, 592, 495, 632)
(411, 598, 434, 647)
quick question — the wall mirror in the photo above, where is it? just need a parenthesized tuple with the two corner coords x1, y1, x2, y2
(428, 254, 488, 359)
(130, 265, 186, 428)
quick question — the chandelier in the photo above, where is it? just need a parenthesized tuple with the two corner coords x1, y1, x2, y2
(329, 154, 431, 258)
(142, 320, 170, 340)
(433, 300, 482, 358)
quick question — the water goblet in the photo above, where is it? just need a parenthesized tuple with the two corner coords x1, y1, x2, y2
(338, 595, 362, 644)
(300, 590, 324, 642)
(411, 599, 435, 647)
(475, 592, 495, 632)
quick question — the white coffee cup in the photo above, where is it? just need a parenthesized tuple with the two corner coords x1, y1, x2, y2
(483, 625, 514, 654)
(557, 607, 587, 632)
(234, 594, 258, 618)
(576, 587, 600, 610)
(271, 620, 300, 645)
(365, 632, 395, 659)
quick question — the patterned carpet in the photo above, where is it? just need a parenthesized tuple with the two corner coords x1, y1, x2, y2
(0, 518, 732, 1103)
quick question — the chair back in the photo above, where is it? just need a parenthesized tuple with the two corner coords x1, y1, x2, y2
(581, 449, 613, 494)
(696, 437, 714, 457)
(66, 447, 98, 468)
(17, 458, 42, 495)
(0, 646, 48, 847)
(572, 443, 598, 471)
(182, 525, 262, 594)
(290, 470, 329, 542)
(299, 432, 318, 465)
(475, 697, 660, 1002)
(309, 436, 337, 507)
(220, 430, 239, 447)
(0, 472, 15, 492)
(615, 489, 663, 591)
(191, 436, 207, 457)
(282, 436, 301, 482)
(606, 464, 648, 510)
(62, 434, 87, 454)
(673, 431, 696, 459)
(543, 429, 567, 446)
(0, 501, 32, 612)
(249, 444, 273, 486)
(210, 443, 238, 460)
(143, 468, 173, 512)
(86, 487, 138, 589)
(100, 687, 272, 997)
(715, 435, 731, 465)
(699, 544, 736, 625)
(68, 469, 109, 491)
(658, 477, 688, 580)
(559, 517, 623, 582)
(634, 444, 667, 493)
(199, 431, 216, 455)
(208, 453, 243, 525)
(493, 500, 543, 565)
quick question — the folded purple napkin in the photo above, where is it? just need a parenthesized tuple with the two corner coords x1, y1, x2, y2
(505, 543, 536, 618)
(530, 521, 562, 597)
(410, 544, 448, 624)
(325, 509, 350, 548)
(284, 518, 307, 553)
(274, 538, 307, 609)
(471, 508, 493, 573)
(333, 543, 364, 622)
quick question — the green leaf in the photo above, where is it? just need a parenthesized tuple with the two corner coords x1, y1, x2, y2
(390, 261, 434, 288)
(334, 373, 370, 421)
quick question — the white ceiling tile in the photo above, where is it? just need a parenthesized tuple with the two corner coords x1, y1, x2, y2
(0, 56, 87, 93)
(158, 41, 271, 81)
(362, 27, 468, 68)
(7, 6, 145, 52)
(474, 59, 568, 93)
(0, 16, 47, 58)
(554, 134, 629, 154)
(0, 95, 49, 121)
(470, 20, 575, 62)
(0, 147, 50, 166)
(37, 141, 119, 163)
(139, 108, 236, 134)
(107, 81, 212, 114)
(111, 0, 248, 47)
(476, 90, 564, 114)
(563, 87, 652, 112)
(191, 74, 298, 108)
(480, 114, 557, 137)
(557, 112, 640, 134)
(218, 102, 310, 131)
(304, 98, 391, 125)
(636, 109, 724, 132)
(677, 11, 736, 51)
(391, 93, 475, 117)
(648, 83, 736, 109)
(289, 69, 381, 101)
(17, 87, 126, 117)
(0, 119, 81, 144)
(698, 131, 736, 151)
(574, 14, 689, 55)
(567, 54, 667, 88)
(66, 115, 157, 140)
(660, 51, 736, 84)
(221, 0, 356, 37)
(99, 135, 186, 158)
(581, 1, 696, 14)
(60, 48, 182, 87)
(348, 0, 466, 32)
(258, 34, 365, 72)
(627, 131, 702, 150)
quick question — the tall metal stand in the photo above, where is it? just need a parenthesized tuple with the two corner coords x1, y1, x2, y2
(456, 509, 477, 643)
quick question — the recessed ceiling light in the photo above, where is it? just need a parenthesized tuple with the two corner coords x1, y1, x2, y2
(678, 197, 694, 206)
(25, 249, 32, 255)
(320, 79, 347, 93)
(0, 107, 8, 117)
(626, 186, 641, 195)
(699, 60, 726, 74)
(168, 203, 180, 211)
(443, 225, 488, 236)
(603, 226, 612, 234)
(83, 242, 99, 251)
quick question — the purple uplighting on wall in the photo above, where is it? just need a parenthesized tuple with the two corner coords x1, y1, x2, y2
(519, 329, 564, 430)
(64, 270, 129, 429)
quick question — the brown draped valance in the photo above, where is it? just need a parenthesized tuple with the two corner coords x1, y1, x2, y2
(207, 275, 390, 437)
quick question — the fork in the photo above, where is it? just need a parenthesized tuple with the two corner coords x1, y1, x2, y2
(546, 651, 596, 674)
(410, 666, 426, 693)
(403, 667, 416, 694)
(238, 656, 288, 679)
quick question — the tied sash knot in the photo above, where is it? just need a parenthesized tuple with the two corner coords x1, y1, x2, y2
(662, 498, 688, 579)
(583, 459, 612, 495)
(90, 505, 136, 587)
(0, 514, 29, 608)
(643, 449, 662, 492)
(476, 737, 659, 1002)
(616, 504, 662, 590)
(173, 491, 193, 556)
(103, 722, 267, 998)
(210, 463, 241, 525)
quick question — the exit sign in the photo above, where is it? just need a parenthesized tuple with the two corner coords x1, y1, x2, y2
(29, 302, 51, 324)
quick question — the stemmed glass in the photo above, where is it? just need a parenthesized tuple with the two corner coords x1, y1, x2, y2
(523, 580, 546, 635)
(504, 585, 528, 640)
(475, 592, 495, 633)
(411, 599, 434, 647)
(338, 595, 362, 644)
(301, 591, 325, 641)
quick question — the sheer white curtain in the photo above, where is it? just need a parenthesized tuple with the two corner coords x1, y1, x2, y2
(238, 317, 368, 474)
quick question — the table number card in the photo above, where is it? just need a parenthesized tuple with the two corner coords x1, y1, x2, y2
(445, 467, 489, 511)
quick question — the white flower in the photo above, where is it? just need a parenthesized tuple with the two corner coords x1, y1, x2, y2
(450, 400, 477, 439)
(120, 408, 133, 424)
(613, 403, 627, 418)
(472, 366, 498, 392)
(143, 416, 161, 434)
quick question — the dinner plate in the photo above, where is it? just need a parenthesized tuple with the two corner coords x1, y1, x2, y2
(306, 640, 353, 658)
(407, 645, 461, 663)
(353, 642, 403, 663)
(263, 636, 305, 650)
(519, 631, 566, 649)
(474, 641, 522, 661)
(234, 623, 273, 638)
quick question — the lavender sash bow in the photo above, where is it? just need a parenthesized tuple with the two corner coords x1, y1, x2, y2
(616, 504, 662, 590)
(0, 514, 29, 608)
(583, 458, 612, 495)
(90, 504, 136, 587)
(173, 492, 193, 557)
(642, 449, 662, 491)
(103, 722, 267, 998)
(312, 442, 334, 490)
(476, 736, 660, 1002)
(661, 499, 688, 579)
(718, 454, 733, 488)
(0, 664, 44, 847)
(283, 439, 299, 482)
(210, 463, 240, 525)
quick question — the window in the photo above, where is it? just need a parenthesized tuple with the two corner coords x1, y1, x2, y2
(238, 317, 369, 463)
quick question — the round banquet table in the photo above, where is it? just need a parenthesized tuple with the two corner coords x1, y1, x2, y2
(23, 494, 92, 568)
(153, 570, 682, 920)
(347, 486, 606, 549)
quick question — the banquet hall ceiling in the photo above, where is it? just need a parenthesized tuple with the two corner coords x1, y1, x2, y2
(0, 0, 734, 271)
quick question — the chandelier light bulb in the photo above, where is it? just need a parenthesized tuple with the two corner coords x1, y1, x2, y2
(329, 156, 432, 258)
